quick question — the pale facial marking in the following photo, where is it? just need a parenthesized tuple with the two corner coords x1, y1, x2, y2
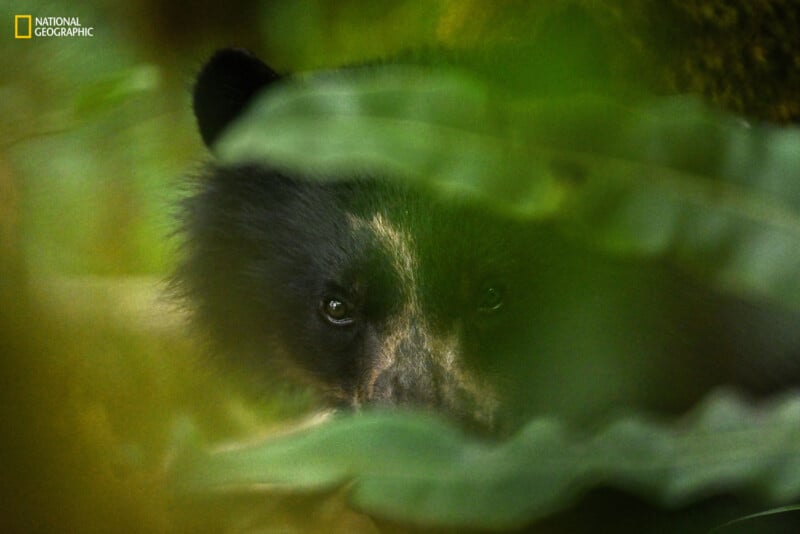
(365, 212, 420, 311)
(347, 211, 426, 382)
(347, 212, 499, 426)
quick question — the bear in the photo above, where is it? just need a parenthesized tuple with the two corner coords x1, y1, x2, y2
(175, 48, 800, 435)
(177, 49, 549, 432)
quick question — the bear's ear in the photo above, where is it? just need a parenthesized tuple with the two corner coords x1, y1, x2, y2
(193, 48, 281, 148)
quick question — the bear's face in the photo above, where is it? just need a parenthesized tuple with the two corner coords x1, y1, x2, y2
(180, 158, 535, 430)
(178, 49, 545, 431)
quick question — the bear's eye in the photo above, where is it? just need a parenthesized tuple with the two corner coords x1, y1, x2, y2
(320, 297, 355, 326)
(477, 284, 504, 313)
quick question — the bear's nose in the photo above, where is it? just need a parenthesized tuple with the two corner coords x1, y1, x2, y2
(371, 359, 440, 407)
(366, 320, 444, 407)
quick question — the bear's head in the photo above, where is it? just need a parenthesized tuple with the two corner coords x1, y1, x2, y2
(178, 49, 542, 432)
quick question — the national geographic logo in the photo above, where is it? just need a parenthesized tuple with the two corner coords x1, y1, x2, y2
(14, 15, 94, 39)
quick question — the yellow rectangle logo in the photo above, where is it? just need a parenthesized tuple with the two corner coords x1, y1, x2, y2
(15, 15, 32, 39)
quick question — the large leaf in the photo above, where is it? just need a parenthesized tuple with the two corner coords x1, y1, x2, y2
(172, 390, 800, 529)
(215, 66, 800, 307)
(217, 68, 566, 217)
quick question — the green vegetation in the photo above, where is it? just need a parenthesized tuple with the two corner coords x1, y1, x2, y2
(3, 1, 799, 532)
(174, 391, 800, 530)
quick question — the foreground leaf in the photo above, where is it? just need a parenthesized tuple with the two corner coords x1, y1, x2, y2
(215, 67, 800, 307)
(173, 391, 800, 529)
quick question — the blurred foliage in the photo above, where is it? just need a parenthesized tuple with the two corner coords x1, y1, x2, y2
(216, 67, 800, 308)
(2, 0, 800, 532)
(174, 391, 800, 531)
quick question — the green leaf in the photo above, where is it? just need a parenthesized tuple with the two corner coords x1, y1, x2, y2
(214, 66, 800, 307)
(172, 391, 800, 529)
(216, 67, 566, 218)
